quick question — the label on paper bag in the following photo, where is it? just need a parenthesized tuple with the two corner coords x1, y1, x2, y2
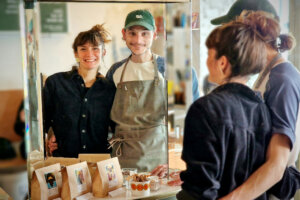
(105, 163, 118, 189)
(74, 168, 87, 193)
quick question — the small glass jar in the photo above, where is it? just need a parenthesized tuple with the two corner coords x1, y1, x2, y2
(149, 176, 160, 191)
(121, 168, 137, 189)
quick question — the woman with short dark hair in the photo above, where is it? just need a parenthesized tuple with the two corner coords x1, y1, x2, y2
(44, 24, 115, 158)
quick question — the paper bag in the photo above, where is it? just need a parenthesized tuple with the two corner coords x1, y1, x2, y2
(31, 163, 62, 200)
(78, 154, 111, 163)
(92, 157, 123, 197)
(32, 157, 80, 171)
(45, 157, 80, 168)
(78, 154, 111, 179)
(61, 161, 92, 200)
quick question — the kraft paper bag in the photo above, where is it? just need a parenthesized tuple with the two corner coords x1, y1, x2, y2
(31, 163, 62, 200)
(78, 154, 111, 180)
(45, 157, 80, 168)
(61, 161, 92, 200)
(92, 157, 123, 197)
(78, 154, 111, 163)
(32, 157, 80, 172)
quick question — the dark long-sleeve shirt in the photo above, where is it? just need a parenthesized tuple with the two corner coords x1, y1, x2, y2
(180, 83, 272, 200)
(43, 68, 115, 157)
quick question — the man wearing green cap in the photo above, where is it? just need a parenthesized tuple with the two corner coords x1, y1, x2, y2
(210, 0, 279, 25)
(106, 9, 168, 172)
(210, 1, 300, 200)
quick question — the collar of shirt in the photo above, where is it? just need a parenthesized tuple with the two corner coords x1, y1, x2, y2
(212, 82, 263, 102)
(66, 66, 104, 81)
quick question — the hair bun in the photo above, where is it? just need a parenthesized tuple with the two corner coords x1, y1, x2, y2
(91, 24, 111, 44)
(236, 10, 295, 52)
(278, 34, 296, 52)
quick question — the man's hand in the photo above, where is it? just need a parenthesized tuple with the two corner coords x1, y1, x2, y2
(151, 164, 168, 178)
(218, 133, 290, 200)
(168, 171, 183, 186)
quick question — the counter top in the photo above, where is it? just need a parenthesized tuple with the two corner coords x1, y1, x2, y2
(92, 184, 181, 200)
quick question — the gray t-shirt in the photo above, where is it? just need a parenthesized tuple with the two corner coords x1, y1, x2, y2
(263, 62, 300, 148)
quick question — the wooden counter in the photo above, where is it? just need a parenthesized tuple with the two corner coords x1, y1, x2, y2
(0, 187, 13, 200)
(0, 158, 26, 173)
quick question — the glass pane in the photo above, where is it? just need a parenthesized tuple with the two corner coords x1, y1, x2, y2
(166, 2, 192, 172)
(21, 1, 193, 198)
(21, 0, 190, 179)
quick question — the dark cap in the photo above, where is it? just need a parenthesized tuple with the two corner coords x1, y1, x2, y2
(124, 10, 155, 31)
(211, 0, 279, 25)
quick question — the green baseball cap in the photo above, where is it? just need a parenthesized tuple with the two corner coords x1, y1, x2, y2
(211, 0, 279, 25)
(124, 9, 155, 31)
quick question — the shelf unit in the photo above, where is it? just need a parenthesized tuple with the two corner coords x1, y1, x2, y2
(191, 0, 200, 95)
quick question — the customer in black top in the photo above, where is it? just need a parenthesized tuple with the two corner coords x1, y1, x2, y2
(177, 12, 300, 200)
(43, 24, 115, 158)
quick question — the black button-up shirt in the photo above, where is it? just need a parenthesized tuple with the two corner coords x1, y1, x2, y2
(179, 83, 300, 200)
(43, 68, 115, 157)
(180, 83, 272, 200)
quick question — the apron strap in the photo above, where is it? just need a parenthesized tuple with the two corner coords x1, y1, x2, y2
(108, 137, 133, 157)
(117, 56, 131, 89)
(254, 53, 282, 89)
(152, 54, 160, 86)
(108, 123, 166, 156)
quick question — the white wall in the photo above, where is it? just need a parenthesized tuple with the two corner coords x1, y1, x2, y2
(197, 0, 290, 93)
(38, 3, 163, 77)
(0, 31, 23, 90)
(197, 0, 235, 93)
(0, 0, 289, 91)
(0, 2, 163, 91)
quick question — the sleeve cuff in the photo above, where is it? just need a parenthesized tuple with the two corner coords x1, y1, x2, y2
(272, 127, 295, 150)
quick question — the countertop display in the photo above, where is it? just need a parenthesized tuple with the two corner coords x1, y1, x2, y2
(92, 184, 181, 200)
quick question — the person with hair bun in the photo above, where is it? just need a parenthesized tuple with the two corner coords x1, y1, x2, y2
(177, 11, 300, 200)
(44, 24, 116, 158)
(219, 11, 300, 200)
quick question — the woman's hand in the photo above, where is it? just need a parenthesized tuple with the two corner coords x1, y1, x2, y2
(20, 109, 25, 122)
(151, 164, 168, 178)
(218, 193, 236, 200)
(47, 135, 58, 154)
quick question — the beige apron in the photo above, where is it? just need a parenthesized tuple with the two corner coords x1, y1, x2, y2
(254, 54, 300, 200)
(109, 55, 168, 172)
